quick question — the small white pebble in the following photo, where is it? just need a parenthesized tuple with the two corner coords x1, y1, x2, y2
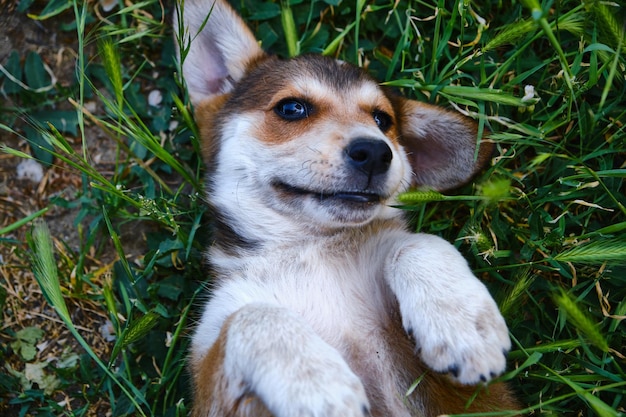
(99, 0, 118, 12)
(100, 320, 116, 342)
(16, 159, 44, 183)
(168, 120, 179, 132)
(148, 90, 163, 107)
(83, 100, 97, 113)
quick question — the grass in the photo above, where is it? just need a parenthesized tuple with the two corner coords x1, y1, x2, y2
(0, 0, 625, 415)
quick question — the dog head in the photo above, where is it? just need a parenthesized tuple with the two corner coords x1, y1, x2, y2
(175, 0, 491, 232)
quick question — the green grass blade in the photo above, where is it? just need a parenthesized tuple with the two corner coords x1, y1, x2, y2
(584, 0, 626, 53)
(500, 351, 543, 382)
(99, 36, 125, 115)
(0, 208, 49, 236)
(322, 21, 357, 56)
(599, 30, 623, 110)
(72, 0, 89, 160)
(383, 81, 536, 107)
(483, 18, 536, 52)
(498, 270, 535, 320)
(92, 88, 200, 190)
(110, 311, 160, 361)
(280, 1, 299, 57)
(397, 190, 446, 203)
(578, 222, 626, 239)
(28, 221, 149, 415)
(1, 143, 32, 159)
(554, 239, 626, 265)
(553, 288, 609, 352)
(30, 221, 71, 322)
(508, 339, 582, 360)
(550, 364, 622, 417)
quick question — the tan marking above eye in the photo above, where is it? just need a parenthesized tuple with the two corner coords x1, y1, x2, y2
(249, 78, 400, 145)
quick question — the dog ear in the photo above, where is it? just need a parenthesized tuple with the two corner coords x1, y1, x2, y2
(396, 98, 492, 191)
(174, 0, 265, 105)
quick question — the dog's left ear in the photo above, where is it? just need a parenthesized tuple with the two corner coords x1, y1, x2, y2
(395, 98, 492, 191)
(174, 0, 265, 106)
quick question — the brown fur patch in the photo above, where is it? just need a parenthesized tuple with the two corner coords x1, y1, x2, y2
(191, 315, 273, 417)
(383, 311, 519, 416)
(195, 94, 230, 170)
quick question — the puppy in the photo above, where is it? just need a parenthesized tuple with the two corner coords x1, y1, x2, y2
(175, 1, 518, 415)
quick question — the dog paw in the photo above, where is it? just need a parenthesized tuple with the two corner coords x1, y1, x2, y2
(270, 358, 371, 417)
(387, 235, 511, 385)
(224, 304, 370, 417)
(401, 279, 511, 385)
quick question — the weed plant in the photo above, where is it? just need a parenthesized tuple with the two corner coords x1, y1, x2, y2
(1, 0, 625, 416)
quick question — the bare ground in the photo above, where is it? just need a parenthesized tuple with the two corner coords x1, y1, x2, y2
(0, 4, 141, 415)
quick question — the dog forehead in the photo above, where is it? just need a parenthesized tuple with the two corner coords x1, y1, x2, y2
(289, 69, 383, 108)
(230, 55, 389, 112)
(277, 55, 377, 91)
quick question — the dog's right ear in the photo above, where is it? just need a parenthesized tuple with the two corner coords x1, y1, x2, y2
(174, 0, 265, 105)
(395, 98, 493, 191)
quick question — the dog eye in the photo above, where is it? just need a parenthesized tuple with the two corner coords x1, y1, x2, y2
(372, 110, 392, 132)
(274, 99, 311, 121)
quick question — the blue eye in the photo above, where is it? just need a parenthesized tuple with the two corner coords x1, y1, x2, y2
(373, 110, 392, 132)
(275, 99, 311, 121)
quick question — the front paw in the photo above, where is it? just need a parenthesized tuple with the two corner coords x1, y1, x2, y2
(232, 305, 371, 417)
(269, 354, 371, 417)
(386, 235, 511, 385)
(402, 284, 511, 385)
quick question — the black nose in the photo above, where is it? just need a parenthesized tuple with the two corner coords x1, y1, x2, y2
(345, 138, 393, 176)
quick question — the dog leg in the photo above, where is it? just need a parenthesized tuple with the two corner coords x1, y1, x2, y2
(192, 302, 371, 417)
(384, 233, 511, 385)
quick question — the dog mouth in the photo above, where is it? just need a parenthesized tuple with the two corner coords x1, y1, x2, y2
(272, 181, 383, 205)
